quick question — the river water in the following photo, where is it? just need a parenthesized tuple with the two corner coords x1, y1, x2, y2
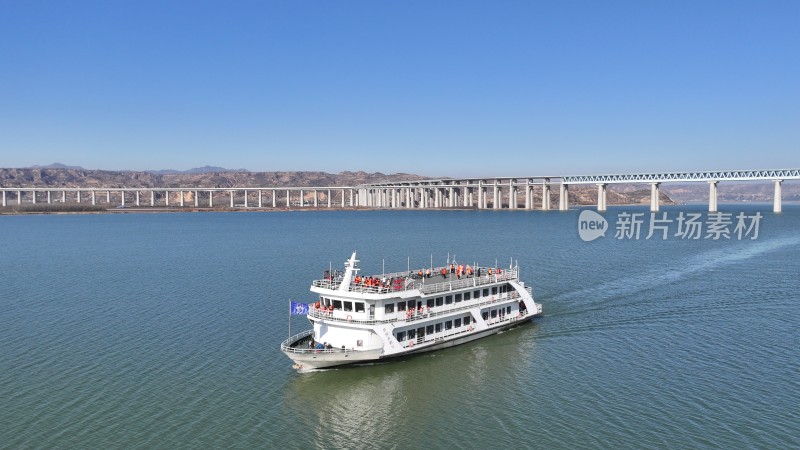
(1, 205, 798, 448)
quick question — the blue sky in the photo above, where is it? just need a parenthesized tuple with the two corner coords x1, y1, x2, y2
(1, 1, 798, 177)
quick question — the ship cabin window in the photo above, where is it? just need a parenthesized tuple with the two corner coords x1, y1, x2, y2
(445, 320, 452, 330)
(482, 311, 489, 320)
(474, 290, 480, 299)
(408, 329, 416, 340)
(435, 323, 442, 333)
(397, 302, 406, 311)
(445, 295, 453, 305)
(426, 299, 434, 309)
(343, 301, 353, 312)
(333, 300, 342, 310)
(464, 316, 471, 325)
(426, 325, 434, 334)
(397, 331, 406, 341)
(464, 291, 471, 301)
(491, 286, 498, 295)
(506, 306, 512, 315)
(483, 288, 489, 297)
(491, 309, 498, 318)
(455, 293, 462, 303)
(436, 297, 443, 307)
(355, 302, 365, 313)
(407, 300, 416, 310)
(454, 318, 462, 327)
(501, 285, 507, 293)
(385, 303, 394, 313)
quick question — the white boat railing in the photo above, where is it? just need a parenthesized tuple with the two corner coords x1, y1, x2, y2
(311, 266, 517, 295)
(419, 270, 517, 295)
(280, 329, 359, 355)
(307, 290, 528, 326)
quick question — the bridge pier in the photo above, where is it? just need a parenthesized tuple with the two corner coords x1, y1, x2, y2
(708, 181, 718, 212)
(493, 181, 499, 209)
(136, 191, 140, 206)
(542, 181, 551, 210)
(2, 191, 5, 207)
(597, 183, 607, 211)
(62, 191, 66, 203)
(91, 191, 96, 205)
(774, 179, 782, 213)
(180, 191, 185, 207)
(150, 191, 155, 206)
(650, 183, 660, 212)
(559, 184, 569, 211)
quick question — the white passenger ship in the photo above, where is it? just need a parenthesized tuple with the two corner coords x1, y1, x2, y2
(280, 252, 543, 371)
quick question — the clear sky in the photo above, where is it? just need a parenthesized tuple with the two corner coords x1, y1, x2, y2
(1, 1, 798, 177)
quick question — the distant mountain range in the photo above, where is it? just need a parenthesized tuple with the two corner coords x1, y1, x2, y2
(28, 163, 248, 175)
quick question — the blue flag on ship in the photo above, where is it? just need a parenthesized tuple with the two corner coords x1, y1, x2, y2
(290, 301, 309, 315)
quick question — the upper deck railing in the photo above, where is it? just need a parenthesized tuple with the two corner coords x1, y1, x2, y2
(311, 266, 517, 295)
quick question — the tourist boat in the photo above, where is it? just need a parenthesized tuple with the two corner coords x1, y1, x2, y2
(280, 251, 543, 371)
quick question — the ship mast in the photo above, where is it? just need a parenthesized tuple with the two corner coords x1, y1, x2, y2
(338, 251, 359, 291)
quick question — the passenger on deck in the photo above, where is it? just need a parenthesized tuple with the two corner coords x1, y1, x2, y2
(440, 268, 447, 278)
(425, 268, 432, 278)
(449, 264, 455, 274)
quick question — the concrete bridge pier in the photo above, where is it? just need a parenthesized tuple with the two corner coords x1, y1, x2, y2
(650, 183, 660, 212)
(91, 191, 96, 205)
(542, 182, 551, 211)
(774, 180, 782, 213)
(597, 183, 607, 211)
(62, 191, 66, 203)
(194, 191, 199, 207)
(76, 191, 81, 204)
(2, 191, 5, 207)
(150, 191, 155, 206)
(559, 184, 569, 211)
(493, 181, 499, 209)
(510, 180, 517, 209)
(136, 191, 140, 206)
(180, 191, 185, 207)
(47, 191, 51, 204)
(525, 182, 532, 209)
(708, 181, 718, 212)
(121, 191, 126, 207)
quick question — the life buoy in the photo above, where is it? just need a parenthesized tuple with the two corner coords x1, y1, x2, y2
(346, 315, 352, 322)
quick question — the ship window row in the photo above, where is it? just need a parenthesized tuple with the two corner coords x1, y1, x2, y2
(319, 297, 366, 313)
(382, 285, 509, 314)
(395, 315, 472, 342)
(481, 306, 512, 321)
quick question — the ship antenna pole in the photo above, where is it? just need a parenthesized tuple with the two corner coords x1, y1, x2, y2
(288, 299, 291, 340)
